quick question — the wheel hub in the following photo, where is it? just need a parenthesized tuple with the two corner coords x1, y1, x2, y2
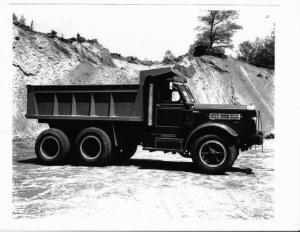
(40, 136, 60, 160)
(80, 135, 102, 160)
(199, 140, 227, 168)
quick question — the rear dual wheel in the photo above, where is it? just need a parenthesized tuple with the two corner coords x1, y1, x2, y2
(74, 127, 112, 165)
(35, 128, 70, 164)
(35, 127, 112, 166)
(74, 128, 137, 164)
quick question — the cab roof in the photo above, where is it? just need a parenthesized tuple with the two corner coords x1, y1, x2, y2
(139, 67, 187, 86)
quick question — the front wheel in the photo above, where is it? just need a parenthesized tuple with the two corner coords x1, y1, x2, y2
(191, 135, 236, 174)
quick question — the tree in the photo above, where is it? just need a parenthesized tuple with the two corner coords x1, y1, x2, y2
(195, 11, 242, 49)
(19, 14, 26, 25)
(237, 29, 275, 69)
(76, 33, 86, 43)
(263, 29, 275, 67)
(13, 13, 18, 23)
(162, 50, 176, 64)
(49, 30, 57, 38)
(237, 40, 255, 62)
(30, 20, 34, 30)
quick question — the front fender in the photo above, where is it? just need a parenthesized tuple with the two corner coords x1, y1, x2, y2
(185, 122, 238, 150)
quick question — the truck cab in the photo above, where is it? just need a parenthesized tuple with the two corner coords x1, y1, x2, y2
(140, 67, 263, 173)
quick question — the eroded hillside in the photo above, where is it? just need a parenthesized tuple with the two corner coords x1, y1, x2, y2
(13, 24, 274, 141)
(175, 56, 274, 132)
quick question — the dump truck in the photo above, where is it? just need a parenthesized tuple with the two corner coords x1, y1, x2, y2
(26, 67, 263, 174)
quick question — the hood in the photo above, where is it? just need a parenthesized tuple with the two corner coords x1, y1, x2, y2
(194, 104, 247, 110)
(193, 104, 257, 116)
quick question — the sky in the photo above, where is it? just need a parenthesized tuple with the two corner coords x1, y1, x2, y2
(12, 5, 276, 61)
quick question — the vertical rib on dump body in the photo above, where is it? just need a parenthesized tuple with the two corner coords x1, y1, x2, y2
(26, 84, 143, 121)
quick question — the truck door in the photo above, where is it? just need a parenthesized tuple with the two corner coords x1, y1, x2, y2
(149, 82, 188, 151)
(143, 80, 192, 151)
(155, 86, 186, 129)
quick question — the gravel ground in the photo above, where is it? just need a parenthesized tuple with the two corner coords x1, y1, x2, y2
(13, 139, 274, 220)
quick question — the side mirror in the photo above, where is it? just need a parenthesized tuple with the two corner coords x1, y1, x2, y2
(171, 91, 180, 102)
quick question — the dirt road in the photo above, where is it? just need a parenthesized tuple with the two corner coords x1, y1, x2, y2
(13, 139, 274, 220)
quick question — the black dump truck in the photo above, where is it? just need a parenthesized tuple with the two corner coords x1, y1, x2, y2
(26, 67, 263, 174)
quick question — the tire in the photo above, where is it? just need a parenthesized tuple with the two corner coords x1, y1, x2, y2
(35, 128, 70, 164)
(191, 135, 237, 174)
(113, 144, 137, 163)
(74, 127, 112, 165)
(228, 146, 239, 168)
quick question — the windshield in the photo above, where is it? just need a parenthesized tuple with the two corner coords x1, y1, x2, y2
(179, 85, 195, 104)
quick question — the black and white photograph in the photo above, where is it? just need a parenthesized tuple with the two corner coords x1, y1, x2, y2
(1, 0, 300, 230)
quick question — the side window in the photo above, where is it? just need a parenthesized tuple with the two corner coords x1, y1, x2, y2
(171, 90, 181, 103)
(157, 82, 183, 104)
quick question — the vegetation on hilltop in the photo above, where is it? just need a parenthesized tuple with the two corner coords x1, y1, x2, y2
(189, 11, 242, 58)
(162, 11, 274, 69)
(237, 29, 275, 69)
(13, 13, 100, 45)
(111, 53, 162, 66)
(13, 11, 274, 69)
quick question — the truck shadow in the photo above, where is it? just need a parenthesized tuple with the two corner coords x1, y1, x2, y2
(121, 159, 253, 175)
(17, 157, 253, 175)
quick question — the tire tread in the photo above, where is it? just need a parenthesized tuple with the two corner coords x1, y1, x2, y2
(75, 127, 112, 165)
(35, 128, 70, 164)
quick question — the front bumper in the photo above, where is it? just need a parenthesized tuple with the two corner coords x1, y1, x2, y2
(249, 133, 264, 145)
(240, 132, 263, 151)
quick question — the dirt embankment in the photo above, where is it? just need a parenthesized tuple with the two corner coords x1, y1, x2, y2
(13, 24, 274, 141)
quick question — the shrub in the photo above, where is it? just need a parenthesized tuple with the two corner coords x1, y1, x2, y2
(87, 39, 98, 44)
(19, 14, 26, 25)
(13, 13, 18, 23)
(125, 56, 139, 64)
(174, 54, 186, 62)
(111, 53, 123, 59)
(189, 40, 226, 58)
(162, 50, 176, 64)
(66, 37, 76, 43)
(48, 30, 57, 38)
(76, 33, 86, 43)
(141, 59, 155, 66)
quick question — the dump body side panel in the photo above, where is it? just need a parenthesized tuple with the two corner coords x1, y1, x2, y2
(26, 84, 143, 122)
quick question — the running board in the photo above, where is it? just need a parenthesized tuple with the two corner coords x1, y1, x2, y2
(143, 147, 184, 153)
(143, 137, 184, 152)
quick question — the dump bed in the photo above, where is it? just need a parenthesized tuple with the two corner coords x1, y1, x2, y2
(26, 84, 143, 121)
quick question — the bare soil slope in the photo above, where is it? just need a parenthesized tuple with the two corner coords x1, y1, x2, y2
(175, 56, 274, 132)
